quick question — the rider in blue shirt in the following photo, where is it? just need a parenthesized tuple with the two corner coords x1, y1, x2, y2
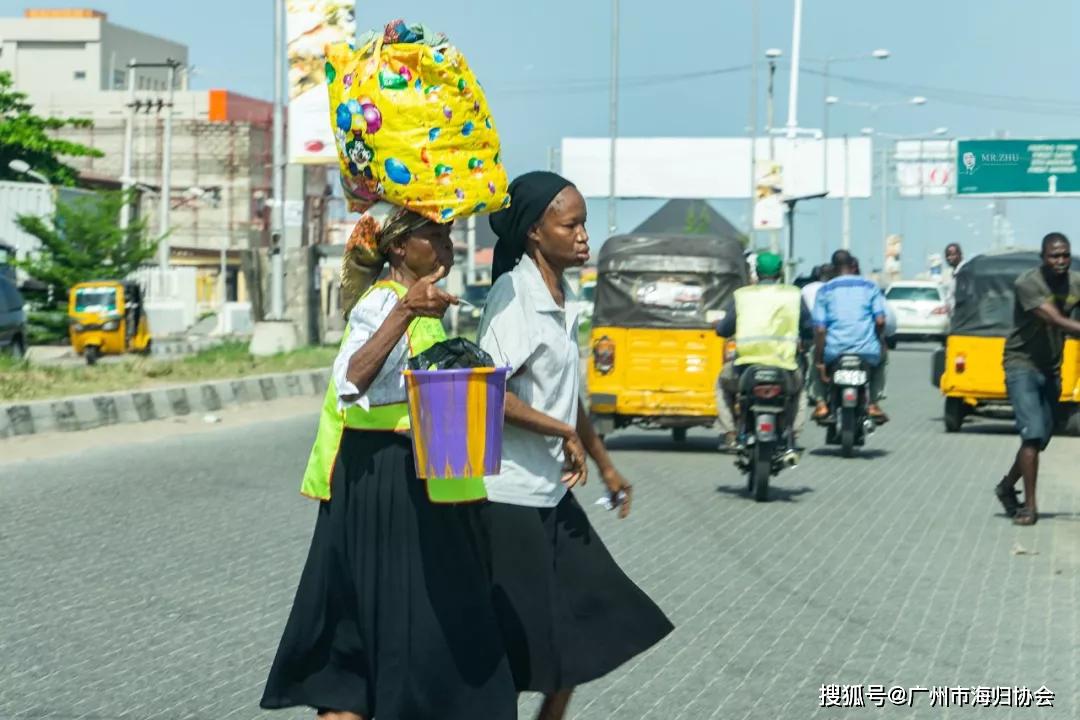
(811, 250, 889, 422)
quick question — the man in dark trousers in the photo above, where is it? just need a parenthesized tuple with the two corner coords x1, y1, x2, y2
(995, 233, 1080, 526)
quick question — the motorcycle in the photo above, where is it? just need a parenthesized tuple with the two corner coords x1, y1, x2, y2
(816, 354, 880, 457)
(734, 365, 798, 501)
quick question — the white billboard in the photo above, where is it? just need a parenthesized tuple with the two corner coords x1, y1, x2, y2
(894, 139, 955, 197)
(753, 159, 785, 230)
(287, 0, 356, 164)
(560, 137, 872, 200)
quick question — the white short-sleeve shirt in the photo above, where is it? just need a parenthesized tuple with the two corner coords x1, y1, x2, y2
(332, 286, 410, 411)
(478, 255, 581, 508)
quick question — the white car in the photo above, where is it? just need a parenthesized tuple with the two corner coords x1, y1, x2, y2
(884, 281, 949, 345)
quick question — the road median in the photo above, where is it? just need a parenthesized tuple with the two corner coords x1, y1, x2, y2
(0, 367, 330, 438)
(1, 341, 336, 438)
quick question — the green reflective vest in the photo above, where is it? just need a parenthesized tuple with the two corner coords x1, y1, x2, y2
(733, 283, 801, 371)
(300, 280, 446, 501)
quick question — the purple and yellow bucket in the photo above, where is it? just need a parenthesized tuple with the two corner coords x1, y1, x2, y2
(404, 366, 510, 503)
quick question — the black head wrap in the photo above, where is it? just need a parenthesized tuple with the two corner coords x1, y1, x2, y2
(489, 171, 575, 282)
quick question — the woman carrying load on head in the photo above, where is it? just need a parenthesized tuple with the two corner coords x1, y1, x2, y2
(476, 171, 675, 720)
(259, 202, 517, 720)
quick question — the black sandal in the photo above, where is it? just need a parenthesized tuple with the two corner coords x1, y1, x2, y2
(1013, 507, 1037, 526)
(995, 479, 1021, 517)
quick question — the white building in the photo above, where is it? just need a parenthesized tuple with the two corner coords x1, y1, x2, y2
(0, 7, 275, 311)
(0, 7, 189, 101)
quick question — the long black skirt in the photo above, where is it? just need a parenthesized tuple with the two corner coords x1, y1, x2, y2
(260, 431, 516, 719)
(476, 492, 674, 694)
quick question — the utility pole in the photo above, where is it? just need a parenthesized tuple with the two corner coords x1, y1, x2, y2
(784, 0, 803, 140)
(842, 134, 851, 250)
(466, 215, 477, 286)
(120, 59, 137, 231)
(221, 182, 231, 313)
(782, 0, 804, 271)
(746, 0, 759, 242)
(270, 0, 286, 320)
(822, 59, 831, 190)
(880, 145, 888, 273)
(157, 59, 179, 269)
(821, 57, 831, 259)
(765, 48, 781, 253)
(607, 0, 619, 238)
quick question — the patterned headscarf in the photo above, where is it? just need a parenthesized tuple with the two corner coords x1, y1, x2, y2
(340, 201, 431, 318)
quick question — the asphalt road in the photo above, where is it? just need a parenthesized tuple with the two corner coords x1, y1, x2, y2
(2, 345, 1077, 720)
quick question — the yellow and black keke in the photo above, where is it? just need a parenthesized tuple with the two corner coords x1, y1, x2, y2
(68, 280, 151, 365)
(588, 233, 749, 441)
(933, 250, 1080, 435)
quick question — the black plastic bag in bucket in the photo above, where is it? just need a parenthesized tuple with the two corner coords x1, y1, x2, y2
(408, 338, 495, 371)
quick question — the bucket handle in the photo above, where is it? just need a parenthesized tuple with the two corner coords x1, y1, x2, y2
(457, 298, 510, 368)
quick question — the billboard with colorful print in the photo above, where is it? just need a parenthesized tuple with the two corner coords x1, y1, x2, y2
(287, 0, 356, 164)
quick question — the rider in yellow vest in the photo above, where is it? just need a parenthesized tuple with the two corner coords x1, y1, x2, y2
(714, 252, 812, 452)
(261, 202, 517, 720)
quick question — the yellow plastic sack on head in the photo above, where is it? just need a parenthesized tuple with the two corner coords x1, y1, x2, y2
(325, 36, 510, 223)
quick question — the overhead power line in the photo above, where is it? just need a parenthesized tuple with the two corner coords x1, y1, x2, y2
(492, 64, 752, 97)
(491, 61, 1080, 118)
(801, 67, 1080, 117)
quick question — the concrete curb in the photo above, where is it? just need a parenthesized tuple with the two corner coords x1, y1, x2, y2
(0, 368, 330, 439)
(149, 335, 245, 357)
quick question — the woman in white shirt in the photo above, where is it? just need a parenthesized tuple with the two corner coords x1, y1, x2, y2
(477, 172, 673, 720)
(261, 203, 516, 720)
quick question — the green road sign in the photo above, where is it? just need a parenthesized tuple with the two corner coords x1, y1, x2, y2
(957, 139, 1080, 196)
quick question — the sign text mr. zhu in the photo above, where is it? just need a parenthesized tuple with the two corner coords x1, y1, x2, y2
(957, 139, 1080, 196)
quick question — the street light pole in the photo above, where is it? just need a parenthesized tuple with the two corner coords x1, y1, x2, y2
(817, 49, 890, 257)
(607, 0, 619, 238)
(784, 0, 803, 140)
(881, 145, 888, 273)
(766, 54, 779, 164)
(765, 48, 781, 253)
(819, 50, 889, 220)
(270, 0, 286, 320)
(832, 95, 927, 266)
(784, 191, 828, 283)
(821, 57, 831, 261)
(746, 0, 760, 242)
(842, 134, 851, 250)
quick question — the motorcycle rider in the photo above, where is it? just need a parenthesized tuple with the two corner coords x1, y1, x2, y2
(715, 252, 812, 454)
(801, 263, 833, 410)
(811, 250, 889, 422)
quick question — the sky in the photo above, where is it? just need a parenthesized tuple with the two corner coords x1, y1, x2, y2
(7, 0, 1080, 276)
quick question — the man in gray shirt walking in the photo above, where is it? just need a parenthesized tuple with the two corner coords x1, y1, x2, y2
(995, 233, 1080, 526)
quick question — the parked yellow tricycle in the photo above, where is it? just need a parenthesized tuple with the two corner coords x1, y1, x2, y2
(68, 280, 151, 365)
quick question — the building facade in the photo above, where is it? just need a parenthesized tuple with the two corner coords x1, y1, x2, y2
(0, 8, 189, 99)
(0, 8, 273, 310)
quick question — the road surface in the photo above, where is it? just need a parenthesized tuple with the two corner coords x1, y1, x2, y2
(1, 345, 1077, 719)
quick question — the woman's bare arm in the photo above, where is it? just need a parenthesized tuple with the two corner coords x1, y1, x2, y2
(504, 391, 587, 487)
(341, 304, 412, 400)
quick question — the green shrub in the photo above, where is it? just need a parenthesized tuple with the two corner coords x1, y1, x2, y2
(26, 309, 68, 345)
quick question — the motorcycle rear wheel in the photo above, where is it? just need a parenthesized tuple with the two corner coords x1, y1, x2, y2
(840, 406, 856, 457)
(752, 441, 772, 502)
